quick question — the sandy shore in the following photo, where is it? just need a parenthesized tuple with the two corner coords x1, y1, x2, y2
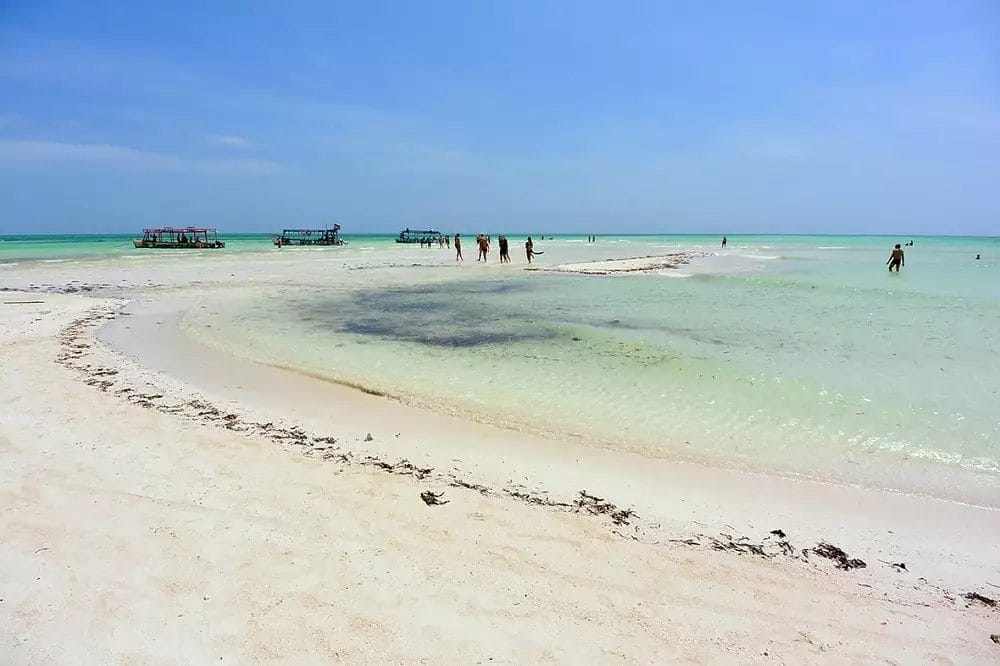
(2, 251, 999, 662)
(542, 253, 702, 274)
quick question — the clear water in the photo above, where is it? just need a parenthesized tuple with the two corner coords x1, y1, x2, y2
(177, 234, 1000, 506)
(6, 233, 999, 504)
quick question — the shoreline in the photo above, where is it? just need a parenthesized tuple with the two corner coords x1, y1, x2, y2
(2, 251, 999, 660)
(172, 285, 999, 512)
(96, 293, 1000, 586)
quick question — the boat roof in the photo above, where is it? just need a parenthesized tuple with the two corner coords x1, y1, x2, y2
(142, 227, 218, 233)
(280, 228, 339, 233)
(400, 228, 441, 234)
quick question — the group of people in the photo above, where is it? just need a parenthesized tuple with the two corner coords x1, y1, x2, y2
(418, 236, 450, 249)
(452, 234, 539, 263)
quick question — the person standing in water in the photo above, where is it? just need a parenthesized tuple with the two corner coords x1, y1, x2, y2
(454, 233, 463, 261)
(721, 236, 727, 248)
(525, 236, 535, 263)
(477, 234, 489, 262)
(887, 244, 905, 272)
(498, 235, 510, 263)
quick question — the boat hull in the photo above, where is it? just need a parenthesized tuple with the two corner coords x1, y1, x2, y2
(273, 238, 344, 246)
(133, 240, 225, 249)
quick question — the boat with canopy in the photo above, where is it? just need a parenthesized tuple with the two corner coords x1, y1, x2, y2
(396, 228, 442, 244)
(273, 224, 345, 247)
(132, 227, 225, 249)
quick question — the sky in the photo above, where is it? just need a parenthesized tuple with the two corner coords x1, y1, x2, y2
(1, 0, 998, 235)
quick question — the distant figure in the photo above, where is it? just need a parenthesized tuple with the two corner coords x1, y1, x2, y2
(975, 254, 981, 260)
(454, 233, 463, 261)
(499, 236, 510, 263)
(887, 244, 905, 272)
(477, 234, 489, 262)
(446, 235, 450, 249)
(722, 236, 727, 248)
(525, 236, 535, 263)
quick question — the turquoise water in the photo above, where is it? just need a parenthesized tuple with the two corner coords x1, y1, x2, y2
(6, 233, 999, 504)
(2, 232, 992, 265)
(177, 234, 999, 505)
(0, 233, 298, 262)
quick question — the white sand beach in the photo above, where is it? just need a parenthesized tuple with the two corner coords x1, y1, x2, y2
(2, 249, 999, 663)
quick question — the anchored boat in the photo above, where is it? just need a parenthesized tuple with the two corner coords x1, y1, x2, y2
(396, 228, 442, 244)
(273, 224, 345, 247)
(133, 227, 225, 249)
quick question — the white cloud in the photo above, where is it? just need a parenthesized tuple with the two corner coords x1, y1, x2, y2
(206, 134, 255, 148)
(0, 140, 282, 175)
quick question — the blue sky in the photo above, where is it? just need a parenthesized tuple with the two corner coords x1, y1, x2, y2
(1, 1, 998, 234)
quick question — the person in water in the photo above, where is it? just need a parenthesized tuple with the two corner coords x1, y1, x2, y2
(498, 235, 510, 263)
(454, 233, 463, 261)
(525, 236, 535, 263)
(722, 236, 727, 248)
(887, 244, 905, 272)
(477, 234, 489, 262)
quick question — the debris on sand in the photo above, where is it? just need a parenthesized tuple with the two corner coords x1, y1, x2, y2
(878, 559, 908, 572)
(964, 592, 997, 608)
(769, 529, 787, 539)
(420, 491, 448, 506)
(806, 542, 867, 570)
(575, 490, 636, 526)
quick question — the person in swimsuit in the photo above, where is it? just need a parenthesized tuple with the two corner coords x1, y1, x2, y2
(525, 236, 535, 263)
(499, 236, 510, 263)
(454, 233, 463, 261)
(477, 234, 489, 262)
(887, 244, 904, 272)
(722, 236, 727, 248)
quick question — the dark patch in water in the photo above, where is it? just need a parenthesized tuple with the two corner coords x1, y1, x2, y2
(297, 280, 559, 348)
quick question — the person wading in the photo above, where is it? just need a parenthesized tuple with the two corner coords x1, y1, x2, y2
(887, 244, 905, 272)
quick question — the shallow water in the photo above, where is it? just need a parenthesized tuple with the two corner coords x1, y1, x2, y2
(169, 234, 1000, 505)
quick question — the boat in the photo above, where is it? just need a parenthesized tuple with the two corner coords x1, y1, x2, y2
(132, 227, 225, 249)
(396, 228, 442, 244)
(273, 225, 345, 247)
